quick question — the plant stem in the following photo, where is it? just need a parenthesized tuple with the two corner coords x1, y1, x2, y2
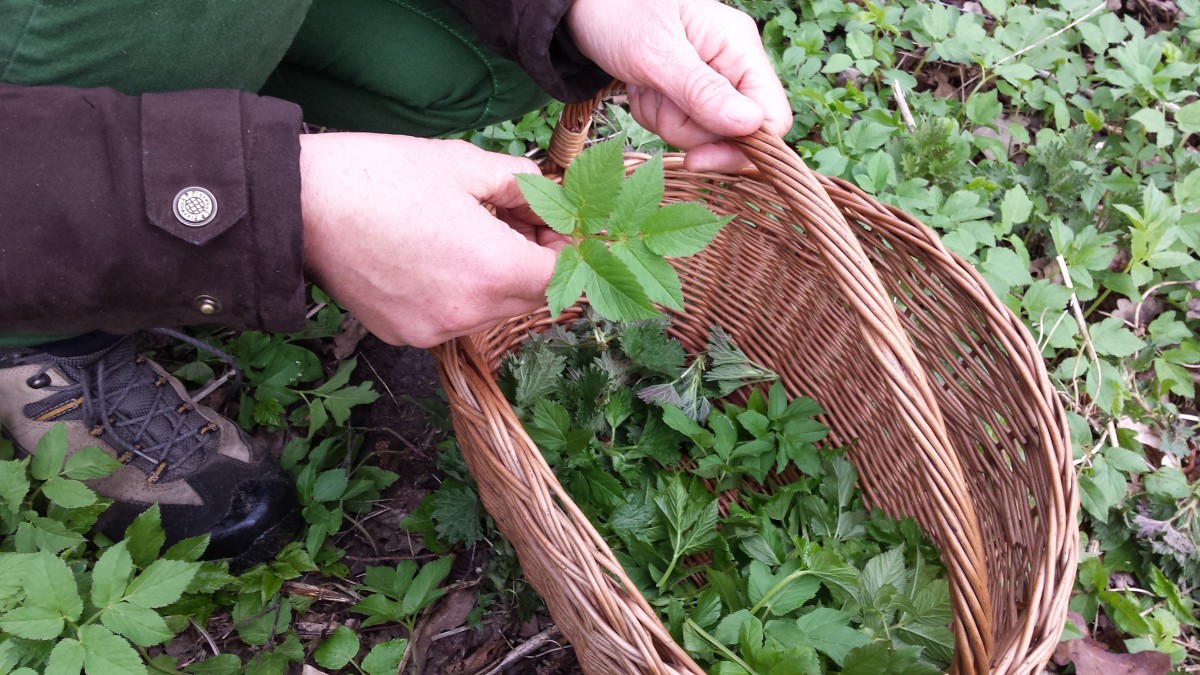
(684, 618, 762, 675)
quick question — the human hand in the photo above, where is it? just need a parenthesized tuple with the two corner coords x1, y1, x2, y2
(565, 0, 791, 172)
(298, 133, 567, 347)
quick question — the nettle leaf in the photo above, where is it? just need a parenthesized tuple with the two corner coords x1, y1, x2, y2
(610, 154, 665, 236)
(610, 239, 685, 310)
(641, 203, 732, 257)
(564, 133, 627, 231)
(515, 173, 576, 234)
(577, 239, 660, 320)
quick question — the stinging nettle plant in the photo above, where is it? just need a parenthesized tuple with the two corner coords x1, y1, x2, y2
(516, 134, 733, 322)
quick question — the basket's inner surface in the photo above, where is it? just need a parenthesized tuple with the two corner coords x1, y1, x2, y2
(466, 158, 1074, 674)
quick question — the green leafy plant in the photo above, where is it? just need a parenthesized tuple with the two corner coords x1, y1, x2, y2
(413, 316, 954, 673)
(516, 135, 732, 321)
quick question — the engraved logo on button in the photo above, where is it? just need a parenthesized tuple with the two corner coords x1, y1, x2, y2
(173, 187, 217, 227)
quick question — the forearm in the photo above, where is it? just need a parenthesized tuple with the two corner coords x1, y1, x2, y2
(0, 83, 308, 336)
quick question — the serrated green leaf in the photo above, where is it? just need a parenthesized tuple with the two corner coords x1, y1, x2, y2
(516, 174, 577, 234)
(1089, 318, 1146, 357)
(24, 551, 82, 620)
(1000, 185, 1032, 226)
(610, 239, 684, 310)
(965, 90, 1001, 126)
(15, 515, 87, 554)
(30, 423, 68, 481)
(842, 641, 940, 674)
(322, 382, 379, 426)
(714, 609, 754, 645)
(431, 481, 481, 546)
(42, 476, 97, 509)
(1103, 446, 1148, 474)
(314, 357, 357, 394)
(861, 547, 907, 602)
(101, 602, 173, 646)
(313, 469, 349, 503)
(306, 400, 328, 439)
(92, 541, 133, 610)
(1079, 456, 1127, 522)
(564, 134, 627, 229)
(0, 604, 64, 640)
(125, 504, 165, 569)
(124, 559, 199, 609)
(79, 625, 147, 675)
(163, 534, 210, 562)
(0, 458, 30, 512)
(610, 154, 665, 236)
(63, 447, 122, 480)
(402, 556, 452, 616)
(361, 638, 409, 675)
(748, 561, 821, 616)
(641, 203, 730, 257)
(314, 625, 359, 670)
(768, 608, 870, 666)
(547, 244, 588, 317)
(1144, 466, 1190, 500)
(577, 239, 659, 321)
(46, 639, 85, 675)
(1177, 100, 1200, 134)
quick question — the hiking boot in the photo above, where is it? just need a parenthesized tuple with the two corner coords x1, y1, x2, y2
(0, 332, 300, 569)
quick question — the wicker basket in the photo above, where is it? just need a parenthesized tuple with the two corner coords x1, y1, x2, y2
(429, 91, 1078, 675)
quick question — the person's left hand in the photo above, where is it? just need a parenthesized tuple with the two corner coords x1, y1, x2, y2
(565, 0, 791, 172)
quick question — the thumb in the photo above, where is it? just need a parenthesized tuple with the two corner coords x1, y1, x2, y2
(651, 55, 765, 138)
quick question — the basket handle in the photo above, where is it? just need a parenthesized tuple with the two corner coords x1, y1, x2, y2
(545, 87, 996, 674)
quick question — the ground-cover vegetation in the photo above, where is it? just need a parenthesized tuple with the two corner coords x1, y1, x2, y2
(1, 1, 1198, 673)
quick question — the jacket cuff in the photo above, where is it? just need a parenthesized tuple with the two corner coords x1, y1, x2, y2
(0, 84, 307, 336)
(519, 4, 612, 103)
(136, 90, 308, 333)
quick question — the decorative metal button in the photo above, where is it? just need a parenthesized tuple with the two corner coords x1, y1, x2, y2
(174, 187, 217, 227)
(194, 295, 221, 315)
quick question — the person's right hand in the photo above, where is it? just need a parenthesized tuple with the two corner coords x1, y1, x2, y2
(298, 133, 566, 348)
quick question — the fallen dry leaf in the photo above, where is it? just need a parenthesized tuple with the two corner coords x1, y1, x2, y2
(1053, 637, 1172, 675)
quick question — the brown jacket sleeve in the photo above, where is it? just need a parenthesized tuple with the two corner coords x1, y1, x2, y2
(0, 83, 308, 336)
(448, 0, 611, 103)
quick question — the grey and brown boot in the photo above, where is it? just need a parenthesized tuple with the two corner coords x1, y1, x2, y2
(0, 332, 300, 568)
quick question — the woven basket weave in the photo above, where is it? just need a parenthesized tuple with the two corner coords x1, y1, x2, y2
(429, 91, 1078, 674)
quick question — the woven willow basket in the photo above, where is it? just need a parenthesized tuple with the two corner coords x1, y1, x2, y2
(429, 92, 1078, 674)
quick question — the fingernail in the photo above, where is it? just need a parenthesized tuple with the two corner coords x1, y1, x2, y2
(723, 98, 761, 127)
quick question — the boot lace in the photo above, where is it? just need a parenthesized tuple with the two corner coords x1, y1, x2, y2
(16, 329, 240, 480)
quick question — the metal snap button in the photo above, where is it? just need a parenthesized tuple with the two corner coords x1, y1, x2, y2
(174, 187, 218, 227)
(194, 295, 222, 315)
